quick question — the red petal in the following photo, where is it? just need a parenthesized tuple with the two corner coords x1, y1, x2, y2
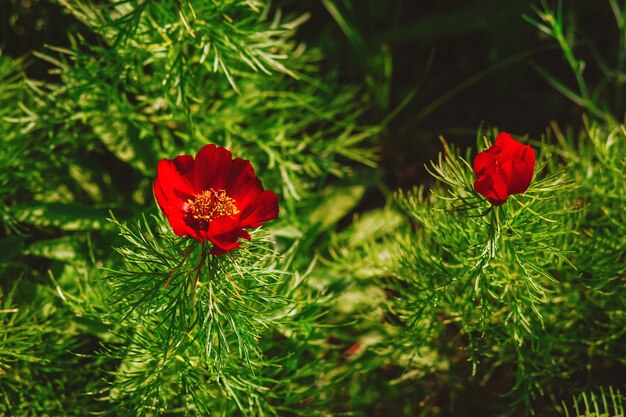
(154, 155, 201, 237)
(493, 132, 526, 163)
(474, 149, 497, 175)
(172, 154, 195, 179)
(500, 159, 534, 195)
(154, 179, 187, 236)
(226, 157, 264, 208)
(474, 170, 508, 206)
(155, 180, 207, 241)
(194, 144, 232, 192)
(521, 144, 536, 173)
(239, 190, 279, 228)
(201, 216, 251, 254)
(209, 229, 251, 255)
(155, 156, 197, 204)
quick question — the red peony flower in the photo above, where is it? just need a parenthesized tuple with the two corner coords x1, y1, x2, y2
(473, 132, 536, 206)
(153, 144, 279, 254)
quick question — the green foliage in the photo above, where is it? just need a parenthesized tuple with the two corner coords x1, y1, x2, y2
(1, 0, 625, 416)
(325, 123, 625, 414)
(0, 282, 110, 417)
(562, 388, 624, 417)
(385, 136, 579, 404)
(23, 0, 378, 199)
(525, 0, 626, 122)
(399, 137, 577, 333)
(1, 0, 380, 414)
(94, 215, 289, 415)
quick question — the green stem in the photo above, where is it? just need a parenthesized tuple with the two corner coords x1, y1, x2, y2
(192, 241, 208, 292)
(189, 242, 208, 337)
(163, 241, 199, 288)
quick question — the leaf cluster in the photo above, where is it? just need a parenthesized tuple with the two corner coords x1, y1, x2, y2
(326, 124, 625, 414)
(0, 0, 380, 414)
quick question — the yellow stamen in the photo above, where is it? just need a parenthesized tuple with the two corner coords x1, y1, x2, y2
(187, 189, 239, 222)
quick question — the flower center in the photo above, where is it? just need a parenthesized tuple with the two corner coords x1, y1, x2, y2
(187, 189, 239, 222)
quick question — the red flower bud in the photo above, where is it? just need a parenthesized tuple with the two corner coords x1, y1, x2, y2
(473, 132, 536, 206)
(153, 144, 279, 254)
